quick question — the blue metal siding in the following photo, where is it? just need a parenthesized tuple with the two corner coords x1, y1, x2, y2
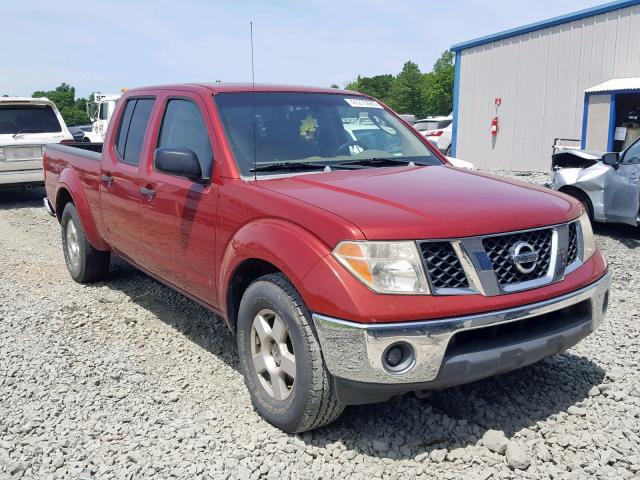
(607, 94, 617, 151)
(451, 51, 462, 157)
(581, 94, 590, 149)
(451, 0, 640, 52)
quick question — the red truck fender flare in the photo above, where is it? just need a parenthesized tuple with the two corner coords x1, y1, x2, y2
(57, 168, 110, 251)
(219, 218, 332, 320)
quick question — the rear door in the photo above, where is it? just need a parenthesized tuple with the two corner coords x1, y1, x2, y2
(139, 92, 218, 305)
(604, 139, 640, 225)
(100, 96, 155, 262)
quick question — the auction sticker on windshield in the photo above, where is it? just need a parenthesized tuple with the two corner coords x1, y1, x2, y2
(344, 98, 383, 109)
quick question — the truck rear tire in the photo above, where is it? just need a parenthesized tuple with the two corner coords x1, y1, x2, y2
(237, 273, 344, 432)
(61, 203, 110, 283)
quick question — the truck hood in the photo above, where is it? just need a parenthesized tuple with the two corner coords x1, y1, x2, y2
(257, 165, 581, 239)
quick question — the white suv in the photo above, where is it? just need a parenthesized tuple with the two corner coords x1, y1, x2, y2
(414, 116, 453, 155)
(0, 97, 73, 187)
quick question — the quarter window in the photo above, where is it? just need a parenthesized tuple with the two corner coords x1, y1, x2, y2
(157, 99, 213, 177)
(115, 98, 155, 165)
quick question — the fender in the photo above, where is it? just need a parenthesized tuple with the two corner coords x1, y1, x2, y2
(219, 218, 333, 318)
(57, 167, 110, 251)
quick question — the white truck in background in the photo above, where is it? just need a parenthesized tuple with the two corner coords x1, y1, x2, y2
(84, 92, 122, 143)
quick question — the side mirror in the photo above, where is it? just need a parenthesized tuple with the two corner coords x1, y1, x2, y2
(602, 152, 620, 168)
(154, 147, 208, 183)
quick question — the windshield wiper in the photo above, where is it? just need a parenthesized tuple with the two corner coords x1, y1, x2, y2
(331, 157, 416, 167)
(250, 161, 330, 173)
(12, 128, 46, 138)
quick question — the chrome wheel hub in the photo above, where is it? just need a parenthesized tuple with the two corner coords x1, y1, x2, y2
(250, 309, 296, 401)
(65, 220, 80, 269)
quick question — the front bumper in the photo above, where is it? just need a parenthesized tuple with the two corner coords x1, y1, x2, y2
(313, 272, 610, 392)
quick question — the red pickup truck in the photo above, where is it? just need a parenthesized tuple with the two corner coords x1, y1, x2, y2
(43, 83, 610, 432)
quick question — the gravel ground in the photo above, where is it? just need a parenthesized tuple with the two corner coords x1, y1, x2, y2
(1, 173, 639, 480)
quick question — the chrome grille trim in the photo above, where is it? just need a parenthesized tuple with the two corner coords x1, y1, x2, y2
(417, 220, 584, 297)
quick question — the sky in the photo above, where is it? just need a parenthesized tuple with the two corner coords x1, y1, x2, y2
(1, 0, 609, 98)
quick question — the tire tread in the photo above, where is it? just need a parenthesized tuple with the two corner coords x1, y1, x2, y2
(250, 273, 344, 432)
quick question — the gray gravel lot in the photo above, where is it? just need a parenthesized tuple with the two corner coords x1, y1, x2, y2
(1, 172, 639, 479)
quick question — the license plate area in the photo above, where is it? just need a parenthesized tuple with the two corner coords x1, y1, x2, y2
(4, 146, 43, 161)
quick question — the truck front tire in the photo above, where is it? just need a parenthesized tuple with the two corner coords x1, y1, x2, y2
(61, 203, 110, 283)
(237, 273, 344, 432)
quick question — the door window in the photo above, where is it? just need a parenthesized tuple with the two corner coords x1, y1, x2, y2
(114, 98, 155, 165)
(157, 99, 213, 177)
(622, 139, 640, 165)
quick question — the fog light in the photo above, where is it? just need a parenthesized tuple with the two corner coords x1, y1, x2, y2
(382, 342, 415, 374)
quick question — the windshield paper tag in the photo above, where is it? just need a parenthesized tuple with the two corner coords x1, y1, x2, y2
(344, 98, 383, 109)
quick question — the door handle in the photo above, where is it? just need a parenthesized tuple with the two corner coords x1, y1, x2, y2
(140, 186, 155, 200)
(100, 174, 113, 187)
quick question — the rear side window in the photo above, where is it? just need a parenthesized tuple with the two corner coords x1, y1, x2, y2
(157, 99, 213, 177)
(0, 104, 62, 134)
(115, 98, 155, 165)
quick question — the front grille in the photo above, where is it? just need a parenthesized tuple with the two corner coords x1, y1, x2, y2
(419, 241, 469, 290)
(567, 222, 578, 265)
(483, 228, 553, 287)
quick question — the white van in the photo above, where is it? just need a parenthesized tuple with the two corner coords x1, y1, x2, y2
(0, 97, 73, 187)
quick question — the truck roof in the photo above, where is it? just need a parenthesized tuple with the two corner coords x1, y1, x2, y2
(126, 83, 361, 96)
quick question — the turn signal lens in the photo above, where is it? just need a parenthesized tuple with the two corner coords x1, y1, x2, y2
(578, 211, 596, 262)
(333, 241, 430, 294)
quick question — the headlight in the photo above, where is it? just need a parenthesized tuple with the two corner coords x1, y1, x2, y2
(578, 211, 596, 262)
(333, 241, 430, 294)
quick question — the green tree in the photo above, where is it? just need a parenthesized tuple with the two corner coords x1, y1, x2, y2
(32, 83, 90, 125)
(389, 61, 424, 116)
(330, 83, 339, 89)
(346, 74, 394, 104)
(421, 51, 455, 116)
(338, 50, 456, 118)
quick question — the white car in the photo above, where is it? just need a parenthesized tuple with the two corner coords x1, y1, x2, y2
(414, 116, 453, 155)
(0, 97, 73, 186)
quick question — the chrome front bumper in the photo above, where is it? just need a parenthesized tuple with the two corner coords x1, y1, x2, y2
(312, 272, 611, 386)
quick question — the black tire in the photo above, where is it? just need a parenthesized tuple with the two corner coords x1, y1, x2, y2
(61, 203, 110, 283)
(445, 145, 451, 156)
(237, 273, 344, 432)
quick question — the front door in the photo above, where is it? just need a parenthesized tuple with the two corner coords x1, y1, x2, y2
(604, 139, 640, 226)
(100, 97, 156, 262)
(139, 94, 218, 306)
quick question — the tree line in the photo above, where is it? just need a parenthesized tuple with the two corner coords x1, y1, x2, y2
(6, 52, 454, 127)
(340, 51, 454, 119)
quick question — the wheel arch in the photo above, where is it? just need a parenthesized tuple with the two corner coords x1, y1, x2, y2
(56, 169, 109, 251)
(558, 185, 594, 219)
(219, 219, 332, 331)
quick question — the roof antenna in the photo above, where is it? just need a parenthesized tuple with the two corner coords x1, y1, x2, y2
(251, 21, 257, 181)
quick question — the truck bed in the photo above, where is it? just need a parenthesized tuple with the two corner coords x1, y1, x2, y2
(43, 143, 104, 223)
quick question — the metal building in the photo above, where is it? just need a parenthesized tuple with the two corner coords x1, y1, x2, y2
(450, 0, 640, 171)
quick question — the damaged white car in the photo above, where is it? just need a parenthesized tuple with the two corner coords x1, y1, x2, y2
(552, 138, 640, 227)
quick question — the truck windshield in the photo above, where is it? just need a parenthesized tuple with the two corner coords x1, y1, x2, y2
(0, 104, 62, 135)
(214, 92, 441, 176)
